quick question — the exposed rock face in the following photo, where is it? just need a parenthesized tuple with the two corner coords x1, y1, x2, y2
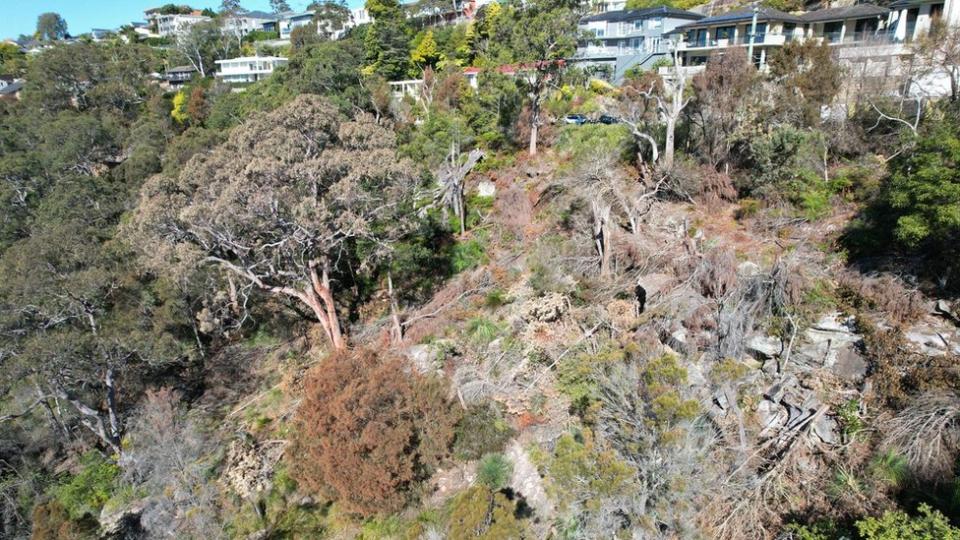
(99, 501, 148, 539)
(746, 334, 782, 360)
(506, 440, 553, 520)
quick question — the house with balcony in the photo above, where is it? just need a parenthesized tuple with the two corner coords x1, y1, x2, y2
(144, 8, 211, 37)
(278, 11, 317, 39)
(669, 7, 806, 68)
(887, 0, 959, 42)
(215, 56, 288, 85)
(221, 11, 278, 38)
(575, 7, 704, 81)
(799, 4, 891, 45)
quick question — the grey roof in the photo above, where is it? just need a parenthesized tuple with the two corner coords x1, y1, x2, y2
(166, 65, 197, 74)
(672, 6, 804, 31)
(241, 10, 277, 19)
(800, 3, 888, 21)
(581, 6, 704, 24)
(889, 0, 938, 8)
(0, 81, 24, 95)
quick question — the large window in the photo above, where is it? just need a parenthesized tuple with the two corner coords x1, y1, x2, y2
(823, 21, 843, 42)
(714, 26, 735, 40)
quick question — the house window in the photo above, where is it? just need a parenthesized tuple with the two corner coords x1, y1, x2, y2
(783, 22, 797, 41)
(823, 21, 843, 42)
(634, 20, 643, 31)
(594, 28, 605, 37)
(715, 26, 735, 40)
(648, 17, 663, 29)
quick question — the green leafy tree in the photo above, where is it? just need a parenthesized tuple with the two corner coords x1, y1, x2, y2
(127, 95, 422, 349)
(363, 0, 411, 79)
(502, 0, 581, 155)
(312, 0, 353, 40)
(411, 29, 440, 70)
(886, 109, 960, 250)
(768, 40, 841, 125)
(171, 90, 189, 124)
(36, 12, 69, 41)
(856, 504, 960, 539)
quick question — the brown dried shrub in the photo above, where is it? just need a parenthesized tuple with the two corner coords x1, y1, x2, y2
(290, 348, 460, 516)
(837, 272, 925, 326)
(697, 247, 739, 299)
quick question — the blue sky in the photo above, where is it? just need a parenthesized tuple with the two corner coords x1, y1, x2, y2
(2, 0, 365, 41)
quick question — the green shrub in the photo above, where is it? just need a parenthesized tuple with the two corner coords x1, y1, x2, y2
(51, 452, 120, 520)
(856, 503, 960, 539)
(784, 520, 848, 540)
(554, 124, 632, 164)
(454, 403, 515, 460)
(448, 486, 524, 539)
(450, 232, 489, 273)
(476, 454, 513, 490)
(836, 398, 864, 438)
(869, 449, 910, 489)
(466, 317, 502, 345)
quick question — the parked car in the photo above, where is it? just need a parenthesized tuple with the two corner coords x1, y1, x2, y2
(564, 114, 588, 125)
(598, 114, 619, 125)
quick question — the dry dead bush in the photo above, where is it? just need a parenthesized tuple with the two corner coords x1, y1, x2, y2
(695, 247, 739, 299)
(883, 392, 960, 480)
(837, 272, 925, 326)
(290, 348, 459, 517)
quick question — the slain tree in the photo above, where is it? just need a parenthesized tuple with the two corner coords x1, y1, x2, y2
(290, 348, 459, 515)
(506, 0, 581, 156)
(36, 12, 68, 41)
(127, 95, 421, 349)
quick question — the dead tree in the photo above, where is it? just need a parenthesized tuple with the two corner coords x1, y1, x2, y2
(434, 147, 484, 235)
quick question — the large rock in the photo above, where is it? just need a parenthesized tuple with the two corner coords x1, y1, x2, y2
(800, 312, 862, 369)
(99, 500, 148, 539)
(747, 335, 782, 359)
(476, 180, 496, 198)
(812, 414, 840, 445)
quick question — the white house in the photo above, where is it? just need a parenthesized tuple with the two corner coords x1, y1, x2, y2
(221, 11, 277, 38)
(144, 8, 211, 37)
(278, 11, 317, 39)
(215, 56, 288, 84)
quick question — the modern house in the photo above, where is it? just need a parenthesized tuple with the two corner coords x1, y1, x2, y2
(887, 0, 958, 42)
(163, 65, 198, 88)
(144, 8, 212, 37)
(221, 11, 278, 38)
(278, 11, 317, 39)
(575, 6, 704, 81)
(215, 56, 288, 85)
(669, 7, 806, 67)
(799, 4, 891, 44)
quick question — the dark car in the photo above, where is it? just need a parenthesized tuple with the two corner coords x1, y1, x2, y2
(598, 114, 619, 125)
(563, 113, 588, 125)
